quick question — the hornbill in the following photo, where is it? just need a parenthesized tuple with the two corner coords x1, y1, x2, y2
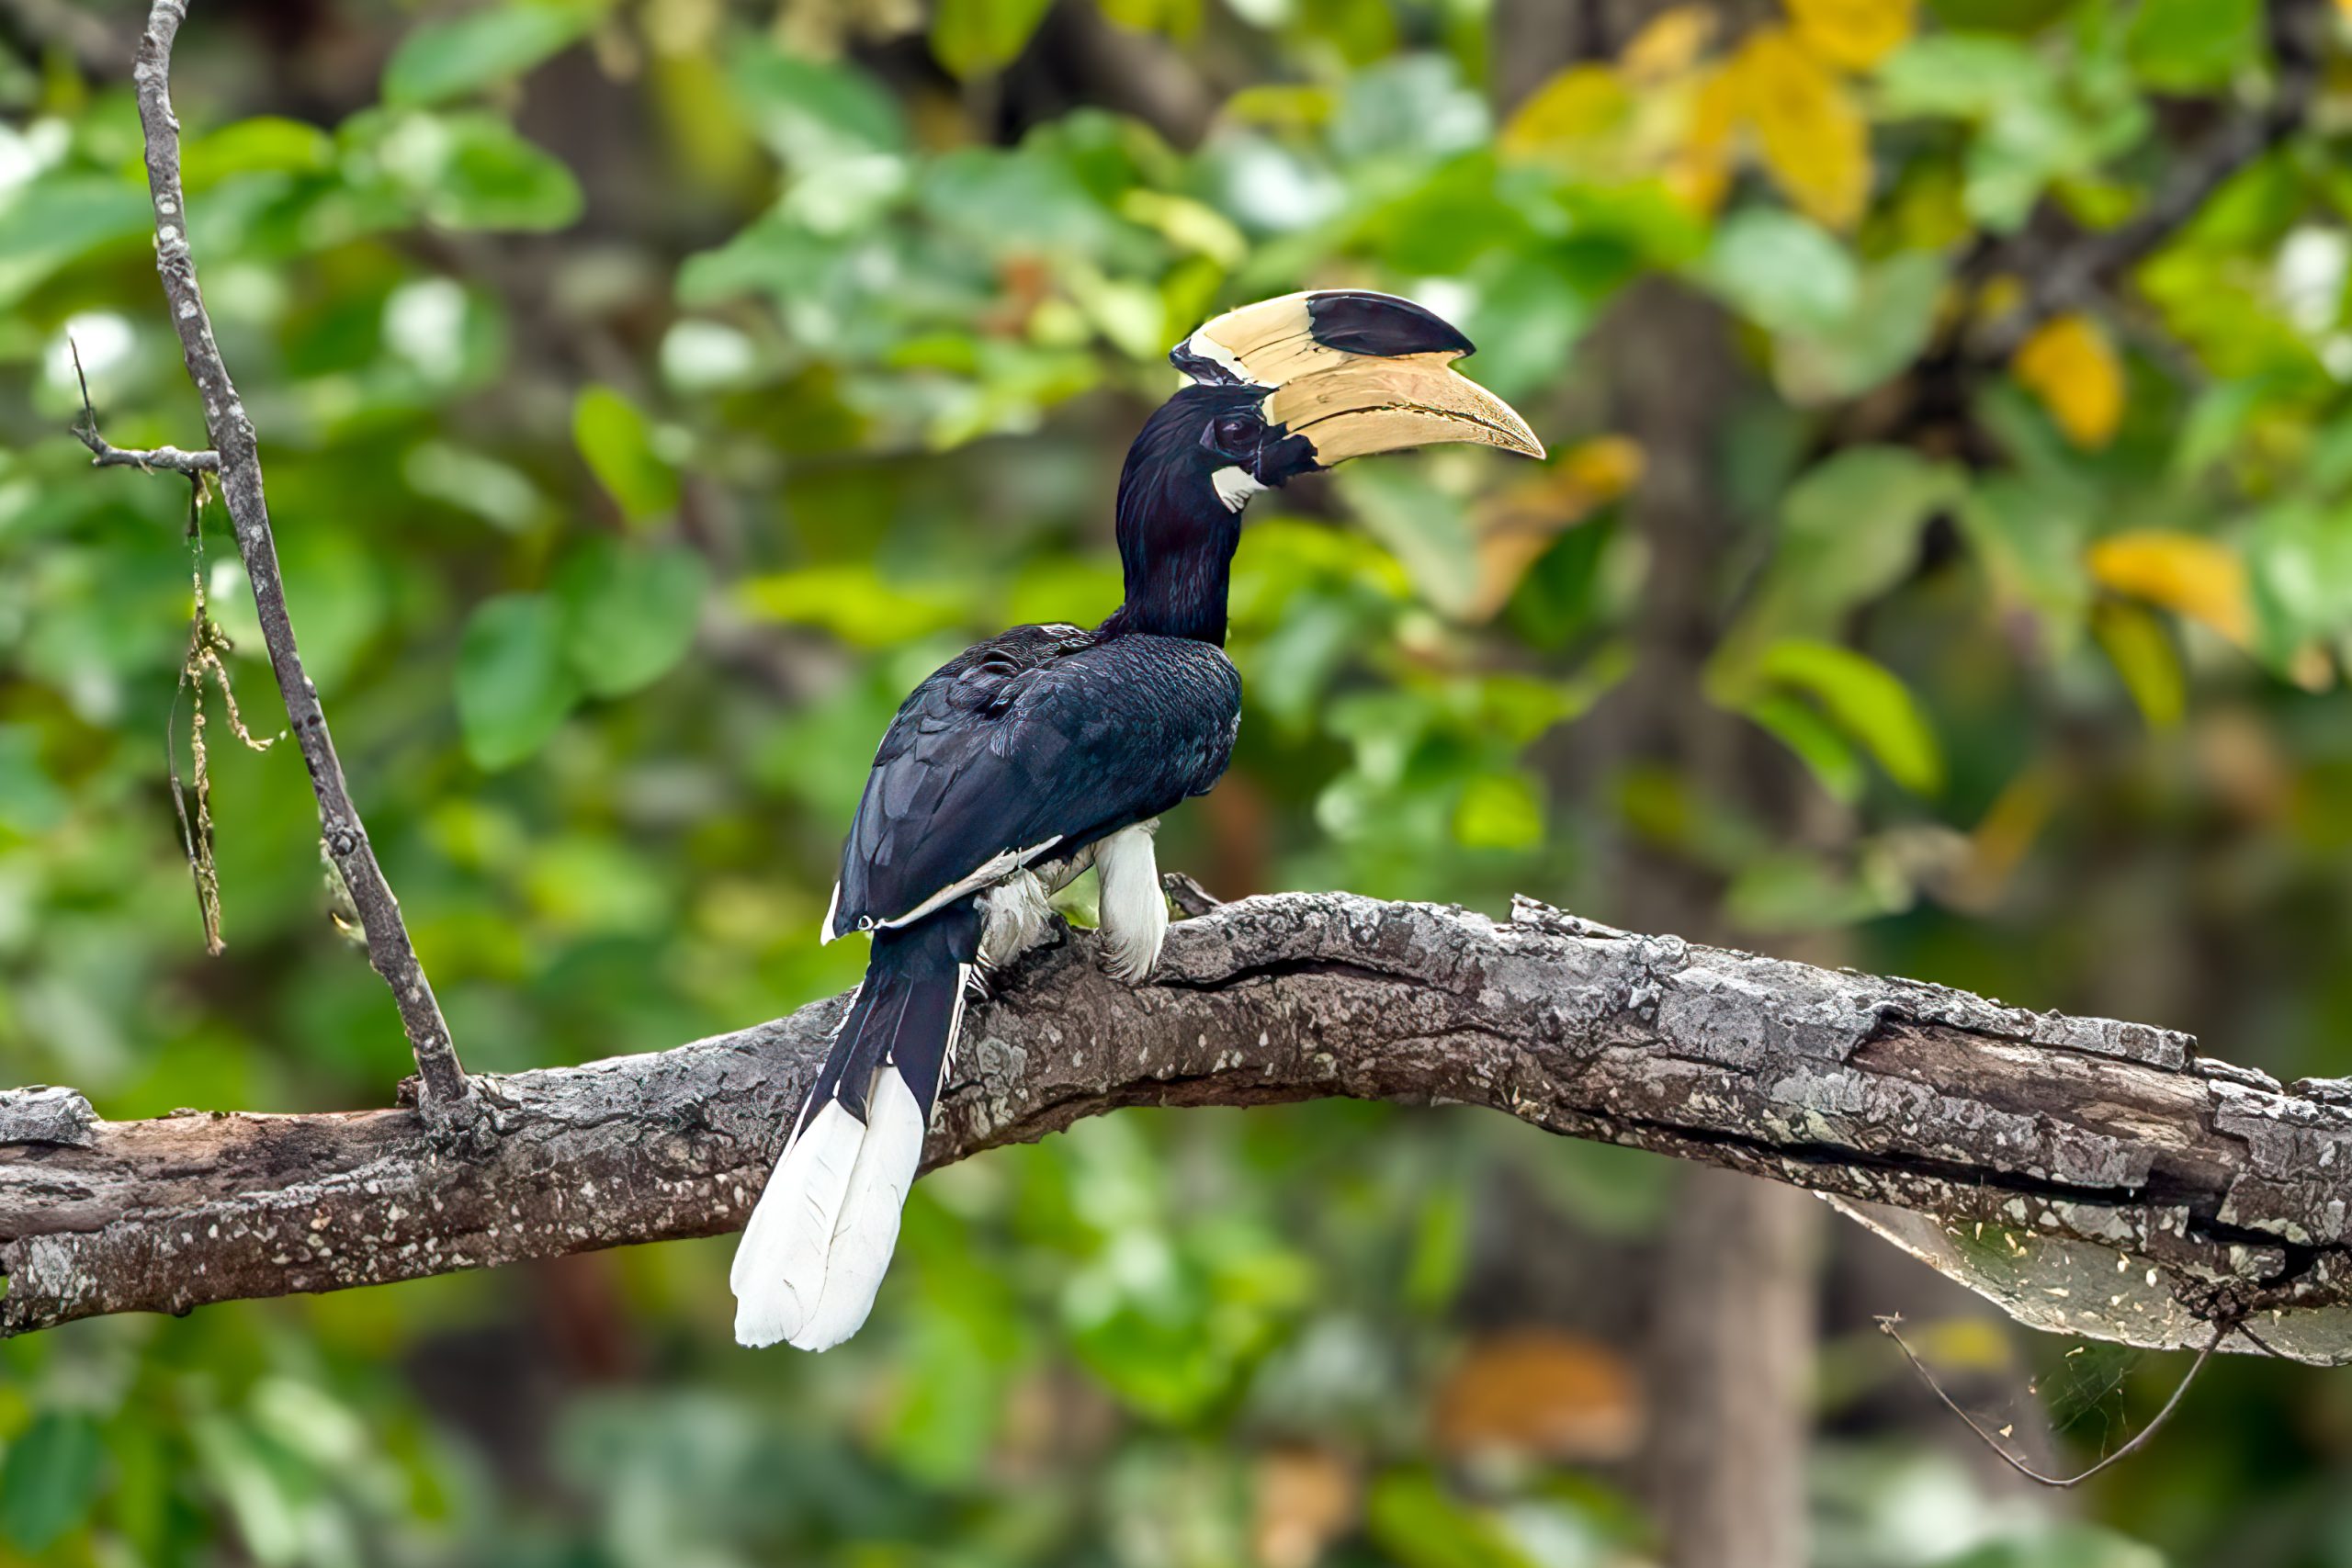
(731, 290, 1544, 1350)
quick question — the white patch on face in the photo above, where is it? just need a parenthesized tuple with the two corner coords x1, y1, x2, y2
(1211, 465, 1266, 513)
(1180, 329, 1250, 385)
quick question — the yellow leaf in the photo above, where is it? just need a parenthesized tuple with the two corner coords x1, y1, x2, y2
(1500, 64, 1632, 160)
(2086, 531, 2253, 648)
(1733, 27, 1870, 230)
(1254, 1449, 1356, 1568)
(1434, 1330, 1644, 1462)
(1622, 6, 1718, 83)
(1668, 62, 1742, 214)
(2012, 313, 2124, 449)
(1468, 436, 1645, 620)
(1786, 0, 1916, 71)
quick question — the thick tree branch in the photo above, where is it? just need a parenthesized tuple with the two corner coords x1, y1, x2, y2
(6, 893, 2352, 1362)
(125, 1, 469, 1112)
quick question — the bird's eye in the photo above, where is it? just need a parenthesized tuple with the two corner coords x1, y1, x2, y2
(1214, 415, 1257, 449)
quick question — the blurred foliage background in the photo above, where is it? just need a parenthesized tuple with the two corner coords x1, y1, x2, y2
(6, 0, 2352, 1562)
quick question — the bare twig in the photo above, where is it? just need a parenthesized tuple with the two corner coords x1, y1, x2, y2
(1876, 1312, 2226, 1488)
(8, 893, 2352, 1367)
(69, 341, 218, 475)
(125, 0, 471, 1116)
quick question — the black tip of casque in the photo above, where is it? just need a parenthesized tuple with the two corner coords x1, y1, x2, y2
(1306, 290, 1475, 359)
(1169, 338, 1235, 385)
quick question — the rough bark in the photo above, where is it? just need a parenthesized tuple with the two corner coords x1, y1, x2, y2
(5, 892, 2351, 1363)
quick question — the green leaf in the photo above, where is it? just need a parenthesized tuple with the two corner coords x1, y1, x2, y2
(0, 727, 68, 836)
(2247, 499, 2352, 666)
(1452, 772, 1544, 850)
(1754, 639, 1944, 795)
(2092, 601, 2186, 729)
(0, 176, 153, 309)
(1957, 470, 2095, 655)
(917, 144, 1125, 260)
(571, 385, 680, 525)
(1404, 1186, 1470, 1311)
(1332, 464, 1479, 621)
(0, 1414, 105, 1554)
(1715, 446, 1964, 684)
(457, 593, 582, 769)
(1365, 1471, 1538, 1568)
(1877, 33, 2144, 231)
(2125, 0, 2260, 93)
(1771, 249, 1947, 404)
(1772, 445, 1962, 611)
(1743, 692, 1866, 803)
(1937, 1522, 2168, 1568)
(736, 565, 968, 648)
(1726, 848, 1911, 932)
(375, 111, 584, 231)
(181, 117, 335, 190)
(1876, 35, 2050, 120)
(383, 4, 592, 107)
(727, 44, 905, 164)
(1698, 208, 1857, 337)
(555, 539, 707, 698)
(930, 0, 1056, 78)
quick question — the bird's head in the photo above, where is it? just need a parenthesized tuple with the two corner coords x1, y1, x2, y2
(1110, 289, 1543, 641)
(1159, 288, 1544, 505)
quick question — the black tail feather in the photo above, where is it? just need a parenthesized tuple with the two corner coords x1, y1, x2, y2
(809, 899, 982, 1124)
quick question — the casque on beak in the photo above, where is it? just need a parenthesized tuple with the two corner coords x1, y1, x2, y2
(1170, 289, 1545, 468)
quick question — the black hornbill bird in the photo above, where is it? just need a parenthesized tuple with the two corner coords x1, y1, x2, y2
(732, 290, 1544, 1349)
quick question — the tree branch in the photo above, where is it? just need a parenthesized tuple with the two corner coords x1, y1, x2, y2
(1971, 0, 2326, 361)
(125, 1, 469, 1114)
(6, 893, 2352, 1362)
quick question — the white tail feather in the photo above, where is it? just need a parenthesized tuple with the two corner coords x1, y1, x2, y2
(789, 1068, 930, 1350)
(732, 967, 969, 1351)
(731, 1098, 864, 1347)
(786, 969, 967, 1351)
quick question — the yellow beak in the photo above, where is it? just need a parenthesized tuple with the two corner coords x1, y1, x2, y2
(1266, 355, 1545, 462)
(1175, 289, 1545, 464)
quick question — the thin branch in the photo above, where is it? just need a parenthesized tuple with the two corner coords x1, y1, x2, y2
(1876, 1312, 2226, 1489)
(124, 0, 471, 1117)
(68, 340, 218, 475)
(7, 893, 2352, 1364)
(1971, 0, 2325, 362)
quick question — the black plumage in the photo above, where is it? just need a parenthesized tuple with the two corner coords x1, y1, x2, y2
(831, 625, 1240, 937)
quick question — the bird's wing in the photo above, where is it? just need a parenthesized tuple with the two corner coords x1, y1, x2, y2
(829, 627, 1238, 937)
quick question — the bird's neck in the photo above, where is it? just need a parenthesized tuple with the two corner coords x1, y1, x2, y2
(1103, 462, 1243, 645)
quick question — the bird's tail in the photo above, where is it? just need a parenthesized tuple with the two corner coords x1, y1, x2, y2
(730, 902, 980, 1350)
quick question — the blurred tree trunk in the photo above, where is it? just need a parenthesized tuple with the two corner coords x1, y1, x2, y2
(1602, 278, 1823, 1568)
(1490, 7, 1822, 1562)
